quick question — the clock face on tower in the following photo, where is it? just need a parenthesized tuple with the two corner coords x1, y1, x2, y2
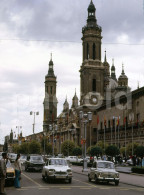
(92, 97, 97, 103)
(91, 95, 98, 105)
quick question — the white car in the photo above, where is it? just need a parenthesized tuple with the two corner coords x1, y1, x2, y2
(88, 160, 119, 186)
(42, 158, 72, 183)
(65, 156, 83, 163)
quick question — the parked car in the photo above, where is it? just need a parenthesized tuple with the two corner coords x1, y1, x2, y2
(80, 156, 90, 163)
(65, 156, 83, 163)
(5, 160, 15, 185)
(126, 158, 133, 166)
(25, 155, 45, 171)
(88, 160, 119, 186)
(42, 158, 72, 183)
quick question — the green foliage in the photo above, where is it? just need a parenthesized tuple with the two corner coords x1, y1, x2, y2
(131, 167, 144, 174)
(72, 147, 82, 156)
(19, 142, 29, 154)
(105, 145, 120, 157)
(61, 140, 75, 156)
(134, 146, 144, 158)
(126, 142, 139, 156)
(12, 144, 20, 153)
(45, 143, 52, 155)
(90, 146, 102, 157)
(120, 147, 125, 156)
(28, 140, 41, 154)
(96, 141, 108, 153)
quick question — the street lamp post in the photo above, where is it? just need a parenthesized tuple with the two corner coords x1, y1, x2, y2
(49, 124, 58, 157)
(16, 126, 22, 145)
(79, 111, 92, 172)
(30, 111, 39, 134)
(129, 112, 134, 156)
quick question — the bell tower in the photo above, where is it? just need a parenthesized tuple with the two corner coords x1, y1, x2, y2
(43, 54, 58, 132)
(80, 0, 104, 105)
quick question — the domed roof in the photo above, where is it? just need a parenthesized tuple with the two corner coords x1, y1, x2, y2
(108, 78, 118, 90)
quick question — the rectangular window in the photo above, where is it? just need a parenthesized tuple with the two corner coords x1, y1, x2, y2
(92, 79, 96, 92)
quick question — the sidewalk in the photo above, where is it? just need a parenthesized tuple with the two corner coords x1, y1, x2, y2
(72, 165, 144, 188)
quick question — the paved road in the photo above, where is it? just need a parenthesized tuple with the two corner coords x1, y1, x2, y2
(5, 170, 144, 195)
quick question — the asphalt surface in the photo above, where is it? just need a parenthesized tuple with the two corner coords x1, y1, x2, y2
(5, 169, 144, 195)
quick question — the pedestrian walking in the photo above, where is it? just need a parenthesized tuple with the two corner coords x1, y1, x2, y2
(14, 154, 22, 188)
(0, 152, 7, 194)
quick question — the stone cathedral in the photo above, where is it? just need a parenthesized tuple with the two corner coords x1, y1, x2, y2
(43, 0, 144, 154)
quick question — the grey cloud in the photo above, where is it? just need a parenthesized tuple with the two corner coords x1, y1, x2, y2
(0, 0, 143, 43)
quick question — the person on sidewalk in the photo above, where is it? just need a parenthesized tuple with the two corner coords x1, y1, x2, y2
(14, 154, 22, 188)
(0, 152, 7, 195)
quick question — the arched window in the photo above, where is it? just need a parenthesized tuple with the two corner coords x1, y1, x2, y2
(93, 43, 96, 60)
(92, 78, 96, 91)
(87, 43, 89, 59)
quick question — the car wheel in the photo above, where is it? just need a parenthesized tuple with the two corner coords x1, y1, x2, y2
(25, 166, 28, 171)
(42, 175, 45, 180)
(95, 175, 98, 184)
(115, 181, 119, 186)
(69, 178, 72, 183)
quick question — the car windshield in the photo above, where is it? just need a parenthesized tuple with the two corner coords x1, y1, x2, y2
(97, 162, 114, 169)
(49, 159, 68, 166)
(31, 156, 43, 161)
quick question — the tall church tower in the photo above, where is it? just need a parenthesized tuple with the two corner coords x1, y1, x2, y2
(80, 0, 104, 105)
(43, 54, 58, 132)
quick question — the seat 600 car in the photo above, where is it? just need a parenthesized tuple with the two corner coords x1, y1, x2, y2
(42, 158, 72, 183)
(88, 161, 119, 186)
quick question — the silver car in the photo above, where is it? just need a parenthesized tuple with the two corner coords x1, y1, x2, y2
(42, 158, 72, 183)
(88, 160, 119, 186)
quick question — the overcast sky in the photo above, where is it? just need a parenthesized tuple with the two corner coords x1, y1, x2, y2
(0, 0, 144, 144)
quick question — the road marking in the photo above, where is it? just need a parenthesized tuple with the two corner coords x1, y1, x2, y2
(22, 173, 42, 187)
(60, 188, 71, 189)
(80, 188, 91, 190)
(73, 178, 98, 188)
(120, 189, 129, 191)
(39, 188, 50, 190)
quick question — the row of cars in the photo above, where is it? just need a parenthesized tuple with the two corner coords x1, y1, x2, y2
(1, 153, 120, 186)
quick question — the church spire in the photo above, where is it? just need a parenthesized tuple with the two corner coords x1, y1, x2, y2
(104, 49, 107, 62)
(87, 0, 97, 27)
(47, 53, 55, 77)
(111, 58, 117, 81)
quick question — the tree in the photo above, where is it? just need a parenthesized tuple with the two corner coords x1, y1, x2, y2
(96, 141, 108, 153)
(105, 145, 120, 157)
(29, 140, 41, 154)
(90, 146, 102, 157)
(134, 146, 144, 158)
(12, 144, 20, 153)
(61, 140, 75, 156)
(45, 143, 52, 155)
(126, 142, 139, 156)
(120, 147, 126, 157)
(73, 147, 82, 156)
(19, 142, 29, 154)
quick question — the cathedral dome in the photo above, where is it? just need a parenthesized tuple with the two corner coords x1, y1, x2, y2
(108, 78, 118, 90)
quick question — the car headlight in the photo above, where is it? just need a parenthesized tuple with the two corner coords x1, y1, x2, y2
(67, 169, 72, 174)
(116, 173, 119, 178)
(48, 169, 55, 173)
